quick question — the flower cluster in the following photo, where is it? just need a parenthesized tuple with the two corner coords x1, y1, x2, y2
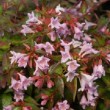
(6, 2, 110, 110)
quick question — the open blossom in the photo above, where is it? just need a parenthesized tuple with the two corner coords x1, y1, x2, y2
(72, 39, 82, 48)
(60, 50, 72, 63)
(60, 40, 72, 51)
(44, 42, 55, 54)
(14, 90, 24, 102)
(21, 25, 34, 36)
(33, 60, 41, 76)
(34, 42, 44, 50)
(36, 56, 50, 70)
(48, 31, 56, 41)
(10, 51, 26, 64)
(76, 22, 85, 30)
(83, 34, 92, 42)
(79, 74, 98, 109)
(35, 42, 54, 54)
(84, 20, 96, 30)
(78, 73, 95, 92)
(9, 78, 23, 91)
(26, 11, 42, 25)
(57, 100, 70, 110)
(74, 26, 83, 40)
(56, 23, 70, 37)
(80, 85, 98, 109)
(65, 71, 78, 82)
(79, 42, 99, 57)
(55, 4, 65, 15)
(49, 17, 61, 29)
(18, 73, 32, 90)
(66, 60, 80, 72)
(92, 64, 105, 79)
(80, 95, 88, 109)
(17, 56, 29, 68)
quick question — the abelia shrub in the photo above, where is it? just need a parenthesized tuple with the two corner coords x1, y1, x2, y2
(4, 1, 110, 110)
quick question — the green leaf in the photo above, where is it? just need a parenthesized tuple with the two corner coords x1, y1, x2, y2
(24, 96, 38, 106)
(2, 53, 10, 71)
(49, 62, 62, 74)
(55, 77, 64, 97)
(13, 107, 21, 110)
(80, 1, 88, 14)
(0, 6, 3, 14)
(66, 77, 78, 102)
(73, 77, 77, 101)
(2, 93, 12, 107)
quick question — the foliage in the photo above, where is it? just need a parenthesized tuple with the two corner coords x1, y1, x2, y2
(0, 0, 110, 110)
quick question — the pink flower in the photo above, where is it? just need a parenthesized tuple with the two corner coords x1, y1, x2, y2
(60, 50, 72, 63)
(80, 95, 88, 109)
(66, 60, 80, 72)
(44, 42, 55, 54)
(79, 42, 99, 57)
(84, 20, 96, 30)
(72, 39, 82, 48)
(74, 26, 83, 40)
(33, 60, 41, 76)
(3, 105, 13, 110)
(57, 100, 70, 110)
(17, 56, 29, 68)
(55, 4, 65, 15)
(34, 42, 44, 50)
(65, 71, 77, 82)
(35, 78, 44, 89)
(36, 56, 50, 70)
(14, 90, 24, 102)
(92, 64, 105, 79)
(60, 40, 72, 51)
(47, 80, 54, 88)
(41, 94, 49, 106)
(49, 17, 61, 29)
(76, 22, 85, 30)
(26, 12, 42, 25)
(106, 54, 110, 62)
(9, 78, 23, 91)
(21, 25, 34, 36)
(83, 34, 92, 42)
(56, 23, 70, 37)
(35, 42, 54, 54)
(78, 73, 95, 92)
(10, 51, 25, 64)
(18, 73, 32, 90)
(48, 31, 56, 41)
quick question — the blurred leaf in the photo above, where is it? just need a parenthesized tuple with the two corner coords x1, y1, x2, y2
(2, 93, 12, 107)
(73, 77, 77, 101)
(13, 107, 21, 110)
(2, 53, 10, 71)
(66, 77, 78, 102)
(55, 77, 64, 97)
(49, 62, 62, 74)
(0, 5, 3, 14)
(96, 99, 105, 110)
(24, 96, 38, 106)
(80, 1, 88, 14)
